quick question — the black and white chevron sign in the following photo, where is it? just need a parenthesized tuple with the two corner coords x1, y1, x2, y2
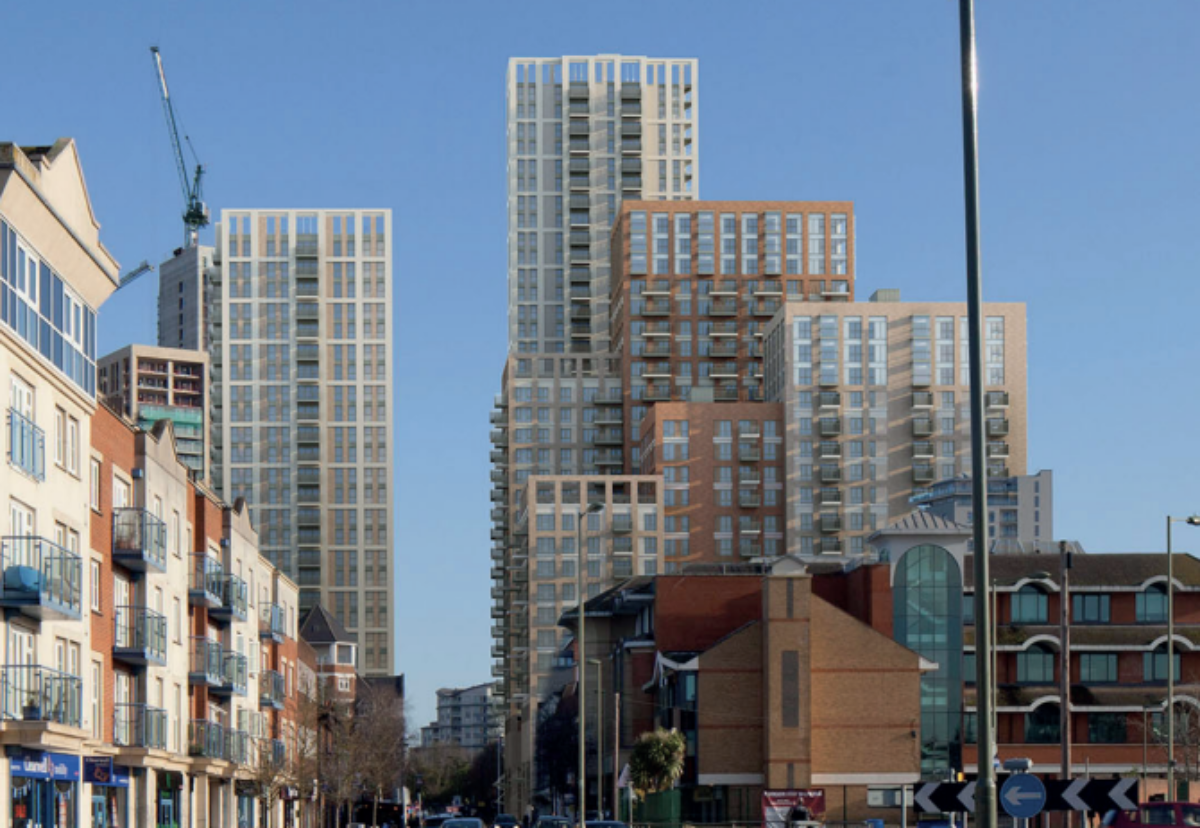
(914, 782, 977, 814)
(913, 778, 1137, 814)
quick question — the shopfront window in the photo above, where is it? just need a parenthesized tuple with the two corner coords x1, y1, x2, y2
(10, 752, 80, 828)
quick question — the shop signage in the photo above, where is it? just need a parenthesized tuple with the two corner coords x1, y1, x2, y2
(10, 751, 80, 780)
(84, 757, 129, 788)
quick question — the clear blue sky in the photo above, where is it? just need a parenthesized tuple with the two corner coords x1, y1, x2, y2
(5, 0, 1198, 730)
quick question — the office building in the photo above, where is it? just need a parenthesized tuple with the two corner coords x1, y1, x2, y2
(764, 291, 1028, 559)
(507, 55, 698, 355)
(420, 682, 501, 751)
(157, 244, 216, 351)
(204, 209, 395, 675)
(911, 469, 1053, 553)
(97, 343, 209, 482)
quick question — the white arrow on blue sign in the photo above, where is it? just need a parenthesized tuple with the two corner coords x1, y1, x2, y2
(1001, 774, 1047, 820)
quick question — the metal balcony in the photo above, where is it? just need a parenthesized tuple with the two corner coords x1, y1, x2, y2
(913, 442, 935, 459)
(913, 391, 934, 408)
(294, 235, 318, 258)
(595, 449, 623, 467)
(111, 508, 168, 573)
(214, 652, 247, 697)
(113, 606, 167, 666)
(739, 470, 762, 486)
(987, 418, 1010, 437)
(752, 300, 781, 317)
(188, 554, 223, 608)
(210, 574, 248, 623)
(644, 384, 670, 401)
(715, 386, 740, 402)
(819, 392, 841, 408)
(595, 428, 623, 446)
(738, 490, 761, 508)
(818, 419, 842, 438)
(189, 638, 224, 687)
(712, 362, 739, 378)
(710, 340, 738, 358)
(820, 514, 842, 534)
(740, 519, 763, 535)
(6, 408, 45, 481)
(710, 299, 738, 316)
(189, 720, 225, 759)
(260, 603, 287, 643)
(987, 391, 1010, 408)
(819, 442, 841, 459)
(738, 443, 761, 462)
(226, 730, 251, 765)
(114, 703, 167, 749)
(0, 665, 81, 725)
(739, 541, 763, 558)
(611, 514, 633, 534)
(913, 464, 936, 483)
(0, 536, 82, 619)
(819, 537, 844, 555)
(912, 418, 935, 438)
(819, 465, 842, 483)
(642, 299, 671, 316)
(988, 442, 1010, 458)
(819, 488, 842, 506)
(260, 669, 286, 711)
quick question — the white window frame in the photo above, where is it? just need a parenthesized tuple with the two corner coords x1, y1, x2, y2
(90, 559, 101, 613)
(90, 458, 101, 511)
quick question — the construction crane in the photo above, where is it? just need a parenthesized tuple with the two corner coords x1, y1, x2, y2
(150, 46, 209, 247)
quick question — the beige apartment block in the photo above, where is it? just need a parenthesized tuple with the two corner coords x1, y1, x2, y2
(502, 474, 664, 815)
(98, 344, 209, 482)
(205, 209, 395, 675)
(507, 55, 698, 355)
(763, 291, 1027, 559)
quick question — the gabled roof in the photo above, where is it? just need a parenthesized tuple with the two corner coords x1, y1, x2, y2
(299, 604, 356, 644)
(874, 510, 968, 536)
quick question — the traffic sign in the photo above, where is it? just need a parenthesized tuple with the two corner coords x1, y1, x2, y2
(1043, 778, 1137, 813)
(1001, 775, 1046, 819)
(914, 782, 976, 814)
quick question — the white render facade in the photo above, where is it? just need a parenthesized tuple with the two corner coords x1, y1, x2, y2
(507, 55, 699, 355)
(207, 209, 395, 675)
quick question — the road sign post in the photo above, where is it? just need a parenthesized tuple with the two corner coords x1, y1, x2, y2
(1000, 775, 1046, 821)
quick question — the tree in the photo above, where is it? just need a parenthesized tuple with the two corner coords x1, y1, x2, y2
(534, 693, 578, 803)
(408, 745, 471, 807)
(628, 729, 685, 799)
(463, 741, 501, 819)
(356, 692, 409, 826)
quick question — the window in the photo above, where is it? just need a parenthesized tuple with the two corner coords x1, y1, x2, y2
(1144, 647, 1181, 682)
(1073, 593, 1110, 624)
(964, 653, 976, 684)
(66, 416, 79, 474)
(90, 459, 101, 510)
(1088, 712, 1126, 744)
(1011, 585, 1048, 624)
(1024, 704, 1060, 744)
(90, 560, 101, 612)
(1138, 585, 1169, 623)
(54, 407, 65, 467)
(1079, 653, 1117, 683)
(91, 661, 102, 739)
(1016, 644, 1055, 683)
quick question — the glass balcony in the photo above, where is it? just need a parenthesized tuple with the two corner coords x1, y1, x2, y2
(0, 536, 82, 619)
(819, 537, 844, 555)
(294, 235, 318, 258)
(912, 441, 935, 459)
(211, 573, 247, 622)
(819, 465, 842, 483)
(738, 490, 761, 508)
(913, 391, 934, 408)
(225, 729, 251, 765)
(188, 719, 225, 759)
(214, 651, 247, 697)
(611, 514, 633, 534)
(820, 514, 842, 533)
(987, 391, 1010, 408)
(987, 418, 1010, 437)
(113, 605, 167, 666)
(818, 442, 841, 459)
(738, 443, 761, 462)
(114, 702, 167, 749)
(819, 392, 841, 408)
(267, 738, 287, 768)
(6, 408, 44, 481)
(260, 603, 287, 643)
(0, 665, 81, 725)
(188, 554, 223, 608)
(189, 638, 224, 687)
(260, 669, 286, 711)
(912, 418, 935, 438)
(913, 464, 936, 483)
(818, 419, 842, 438)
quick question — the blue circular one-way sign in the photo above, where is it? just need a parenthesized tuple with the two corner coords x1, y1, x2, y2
(1000, 774, 1046, 819)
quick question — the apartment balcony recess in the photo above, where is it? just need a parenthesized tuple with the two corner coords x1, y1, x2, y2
(298, 549, 322, 568)
(739, 541, 763, 559)
(260, 669, 285, 711)
(819, 465, 842, 484)
(620, 122, 642, 137)
(188, 554, 223, 608)
(568, 121, 590, 137)
(738, 443, 761, 462)
(912, 418, 935, 438)
(754, 282, 784, 297)
(620, 138, 642, 154)
(189, 638, 224, 687)
(595, 449, 623, 467)
(0, 536, 82, 620)
(621, 103, 642, 118)
(912, 441, 935, 459)
(643, 321, 672, 337)
(740, 519, 763, 536)
(819, 537, 844, 555)
(913, 391, 934, 409)
(621, 176, 642, 191)
(820, 514, 843, 534)
(641, 341, 672, 359)
(570, 286, 592, 303)
(114, 703, 167, 749)
(912, 371, 932, 388)
(913, 464, 936, 484)
(298, 508, 321, 527)
(113, 605, 167, 666)
(989, 463, 1010, 478)
(739, 469, 762, 487)
(643, 362, 672, 380)
(817, 442, 841, 460)
(709, 341, 738, 358)
(715, 386, 740, 402)
(569, 248, 591, 265)
(643, 384, 671, 402)
(296, 403, 319, 421)
(569, 176, 590, 191)
(819, 488, 842, 506)
(294, 235, 318, 258)
(295, 280, 319, 297)
(261, 600, 286, 643)
(748, 342, 764, 358)
(987, 418, 1010, 438)
(296, 344, 319, 362)
(568, 102, 590, 117)
(595, 428, 624, 446)
(7, 409, 45, 481)
(568, 158, 590, 174)
(818, 392, 841, 409)
(642, 299, 671, 316)
(738, 490, 761, 509)
(295, 303, 319, 321)
(188, 720, 225, 759)
(210, 573, 248, 623)
(752, 300, 782, 317)
(112, 508, 168, 573)
(711, 321, 739, 337)
(818, 372, 839, 388)
(818, 418, 842, 438)
(568, 81, 589, 99)
(0, 665, 81, 726)
(988, 442, 1010, 459)
(620, 83, 642, 100)
(610, 514, 633, 535)
(710, 299, 738, 317)
(214, 651, 248, 697)
(711, 362, 739, 378)
(570, 267, 591, 285)
(569, 305, 590, 323)
(569, 139, 590, 154)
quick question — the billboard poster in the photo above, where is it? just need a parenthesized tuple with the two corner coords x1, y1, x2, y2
(763, 789, 827, 828)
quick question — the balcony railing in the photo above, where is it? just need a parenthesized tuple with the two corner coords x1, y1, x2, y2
(113, 606, 167, 666)
(820, 514, 842, 533)
(819, 465, 842, 483)
(913, 464, 936, 483)
(610, 514, 633, 534)
(988, 442, 1010, 458)
(987, 391, 1010, 408)
(260, 669, 286, 710)
(189, 719, 225, 759)
(912, 441, 935, 459)
(215, 652, 248, 697)
(210, 574, 248, 623)
(189, 638, 224, 686)
(739, 541, 763, 558)
(818, 442, 841, 459)
(114, 703, 167, 749)
(819, 537, 844, 555)
(0, 536, 82, 619)
(913, 418, 935, 438)
(738, 443, 761, 462)
(818, 418, 842, 437)
(225, 729, 251, 765)
(260, 603, 287, 643)
(189, 554, 223, 608)
(0, 665, 81, 726)
(7, 409, 45, 481)
(819, 488, 842, 505)
(987, 418, 1010, 437)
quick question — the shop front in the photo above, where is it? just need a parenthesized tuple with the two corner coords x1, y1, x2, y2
(235, 781, 256, 828)
(157, 771, 183, 828)
(10, 751, 80, 828)
(84, 758, 129, 828)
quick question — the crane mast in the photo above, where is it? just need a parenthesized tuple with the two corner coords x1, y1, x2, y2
(150, 46, 209, 246)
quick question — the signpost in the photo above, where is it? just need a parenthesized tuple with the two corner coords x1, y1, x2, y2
(1000, 775, 1046, 821)
(912, 778, 1134, 815)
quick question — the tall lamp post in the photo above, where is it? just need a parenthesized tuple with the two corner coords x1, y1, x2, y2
(1166, 515, 1200, 799)
(577, 502, 605, 828)
(588, 658, 604, 820)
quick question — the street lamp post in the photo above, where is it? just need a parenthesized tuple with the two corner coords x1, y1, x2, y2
(577, 502, 604, 828)
(588, 658, 604, 820)
(1165, 515, 1200, 799)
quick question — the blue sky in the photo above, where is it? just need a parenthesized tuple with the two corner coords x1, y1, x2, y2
(4, 0, 1198, 730)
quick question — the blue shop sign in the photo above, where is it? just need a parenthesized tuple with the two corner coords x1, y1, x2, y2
(10, 751, 80, 780)
(83, 757, 129, 788)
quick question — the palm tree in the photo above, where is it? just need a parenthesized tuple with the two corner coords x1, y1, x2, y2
(628, 729, 685, 799)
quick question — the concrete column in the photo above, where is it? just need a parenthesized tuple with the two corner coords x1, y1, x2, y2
(194, 775, 210, 828)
